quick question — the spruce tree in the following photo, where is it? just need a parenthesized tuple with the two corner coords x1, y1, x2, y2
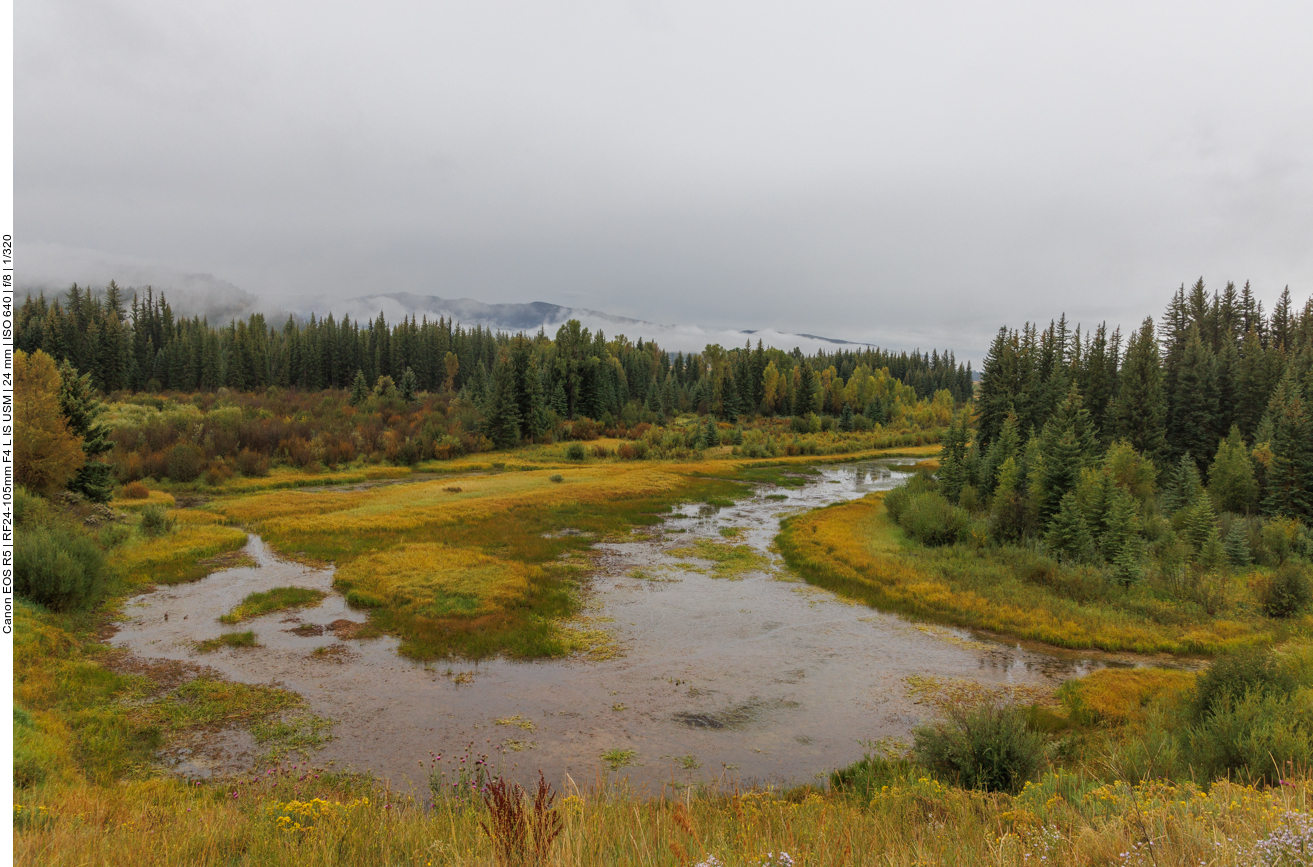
(1167, 325, 1218, 469)
(1262, 373, 1313, 520)
(1112, 319, 1168, 463)
(839, 403, 854, 432)
(399, 366, 418, 403)
(1047, 493, 1095, 563)
(1235, 329, 1271, 438)
(484, 354, 521, 449)
(794, 363, 816, 417)
(350, 369, 368, 405)
(1223, 522, 1252, 567)
(1036, 384, 1097, 522)
(56, 360, 114, 502)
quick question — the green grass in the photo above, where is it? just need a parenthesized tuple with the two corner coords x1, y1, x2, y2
(219, 587, 327, 624)
(668, 538, 770, 579)
(195, 631, 259, 653)
(600, 748, 638, 770)
(250, 713, 334, 762)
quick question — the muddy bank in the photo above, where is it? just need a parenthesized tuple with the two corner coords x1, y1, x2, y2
(110, 460, 1106, 794)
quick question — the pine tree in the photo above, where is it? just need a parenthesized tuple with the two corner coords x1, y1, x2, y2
(350, 369, 369, 405)
(1112, 319, 1167, 463)
(1037, 384, 1097, 521)
(484, 354, 521, 449)
(1167, 325, 1218, 469)
(56, 360, 114, 502)
(838, 403, 854, 433)
(396, 367, 417, 404)
(1223, 522, 1252, 567)
(1047, 493, 1095, 563)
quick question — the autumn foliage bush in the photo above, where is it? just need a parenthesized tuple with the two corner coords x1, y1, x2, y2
(121, 481, 150, 499)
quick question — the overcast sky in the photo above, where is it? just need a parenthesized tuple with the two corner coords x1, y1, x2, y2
(17, 1, 1313, 361)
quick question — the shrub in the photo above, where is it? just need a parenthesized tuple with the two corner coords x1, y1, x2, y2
(234, 448, 270, 477)
(1191, 646, 1295, 723)
(549, 474, 564, 483)
(138, 505, 176, 538)
(14, 486, 50, 527)
(1259, 561, 1313, 618)
(565, 443, 586, 461)
(121, 481, 150, 499)
(882, 472, 938, 524)
(15, 524, 107, 611)
(897, 492, 971, 547)
(1185, 689, 1313, 784)
(570, 418, 599, 441)
(166, 443, 203, 482)
(911, 701, 1043, 793)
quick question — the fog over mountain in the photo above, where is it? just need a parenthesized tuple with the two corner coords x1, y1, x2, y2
(310, 292, 881, 356)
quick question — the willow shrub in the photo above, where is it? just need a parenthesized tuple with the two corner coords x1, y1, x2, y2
(896, 491, 971, 547)
(911, 700, 1044, 793)
(15, 524, 107, 611)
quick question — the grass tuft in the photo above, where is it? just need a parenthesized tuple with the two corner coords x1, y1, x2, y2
(195, 631, 259, 653)
(219, 587, 327, 624)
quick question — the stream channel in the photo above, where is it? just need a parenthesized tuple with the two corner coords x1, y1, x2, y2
(111, 459, 1111, 794)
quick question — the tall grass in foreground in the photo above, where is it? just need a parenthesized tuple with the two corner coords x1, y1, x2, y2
(15, 769, 1313, 866)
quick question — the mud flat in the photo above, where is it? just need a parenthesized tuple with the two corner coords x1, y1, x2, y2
(110, 460, 1106, 793)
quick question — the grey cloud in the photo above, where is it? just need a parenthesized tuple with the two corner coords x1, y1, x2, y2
(17, 1, 1313, 364)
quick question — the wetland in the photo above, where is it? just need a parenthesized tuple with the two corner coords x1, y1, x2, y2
(109, 459, 1106, 792)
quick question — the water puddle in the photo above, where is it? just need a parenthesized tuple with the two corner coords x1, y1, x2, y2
(111, 460, 1112, 793)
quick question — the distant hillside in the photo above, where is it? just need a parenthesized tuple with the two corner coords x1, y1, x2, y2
(309, 292, 874, 355)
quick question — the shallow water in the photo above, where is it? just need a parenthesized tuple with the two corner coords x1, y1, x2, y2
(111, 461, 1108, 793)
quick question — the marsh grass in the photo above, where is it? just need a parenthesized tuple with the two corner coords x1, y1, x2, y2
(778, 494, 1283, 654)
(600, 748, 638, 770)
(251, 713, 334, 761)
(219, 587, 327, 624)
(13, 601, 306, 788)
(196, 631, 259, 652)
(208, 463, 764, 659)
(110, 512, 248, 587)
(668, 538, 770, 579)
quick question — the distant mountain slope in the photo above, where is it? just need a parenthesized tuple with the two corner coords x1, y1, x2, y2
(311, 292, 872, 354)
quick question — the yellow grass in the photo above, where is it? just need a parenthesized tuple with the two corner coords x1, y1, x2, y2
(110, 518, 249, 586)
(14, 771, 1313, 866)
(1059, 667, 1198, 727)
(217, 464, 413, 493)
(334, 544, 536, 616)
(109, 489, 177, 511)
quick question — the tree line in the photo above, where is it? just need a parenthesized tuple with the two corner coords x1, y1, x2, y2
(16, 282, 972, 434)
